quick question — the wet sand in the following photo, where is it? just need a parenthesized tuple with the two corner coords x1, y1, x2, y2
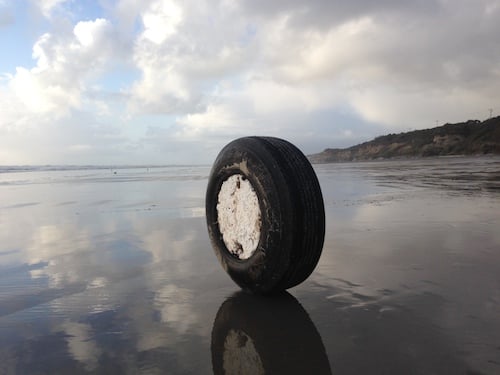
(1, 158, 499, 374)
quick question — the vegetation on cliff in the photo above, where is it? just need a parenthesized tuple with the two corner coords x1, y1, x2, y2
(309, 116, 500, 163)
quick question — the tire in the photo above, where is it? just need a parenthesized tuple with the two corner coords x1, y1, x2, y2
(205, 136, 325, 294)
(211, 291, 332, 375)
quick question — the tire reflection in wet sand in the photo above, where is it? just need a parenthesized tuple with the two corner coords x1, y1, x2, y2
(211, 291, 332, 375)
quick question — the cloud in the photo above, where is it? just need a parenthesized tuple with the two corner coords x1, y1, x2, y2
(2, 0, 500, 163)
(141, 0, 183, 44)
(7, 18, 117, 118)
(0, 12, 135, 164)
(349, 85, 495, 128)
(127, 0, 252, 115)
(0, 1, 13, 28)
(231, 0, 500, 127)
(0, 109, 130, 164)
(35, 0, 68, 18)
(130, 0, 500, 155)
(238, 0, 443, 30)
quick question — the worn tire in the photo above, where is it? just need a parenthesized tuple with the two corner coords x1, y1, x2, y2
(205, 136, 325, 294)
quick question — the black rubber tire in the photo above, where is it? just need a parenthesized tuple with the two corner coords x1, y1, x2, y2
(211, 292, 332, 375)
(205, 136, 325, 294)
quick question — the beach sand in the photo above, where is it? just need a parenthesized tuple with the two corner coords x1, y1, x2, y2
(1, 158, 499, 374)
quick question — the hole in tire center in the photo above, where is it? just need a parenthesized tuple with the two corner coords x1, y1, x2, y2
(216, 174, 262, 260)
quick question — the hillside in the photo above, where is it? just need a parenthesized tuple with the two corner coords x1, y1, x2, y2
(309, 116, 500, 163)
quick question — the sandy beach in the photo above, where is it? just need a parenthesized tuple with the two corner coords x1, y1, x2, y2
(1, 157, 499, 374)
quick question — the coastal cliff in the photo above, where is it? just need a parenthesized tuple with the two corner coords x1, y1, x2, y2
(309, 116, 500, 163)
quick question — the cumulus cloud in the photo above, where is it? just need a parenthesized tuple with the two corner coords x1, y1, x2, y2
(7, 18, 116, 118)
(127, 0, 252, 115)
(141, 0, 183, 44)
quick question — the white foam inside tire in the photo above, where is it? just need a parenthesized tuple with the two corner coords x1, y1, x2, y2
(217, 174, 261, 259)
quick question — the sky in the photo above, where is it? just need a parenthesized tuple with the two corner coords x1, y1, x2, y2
(0, 0, 499, 165)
